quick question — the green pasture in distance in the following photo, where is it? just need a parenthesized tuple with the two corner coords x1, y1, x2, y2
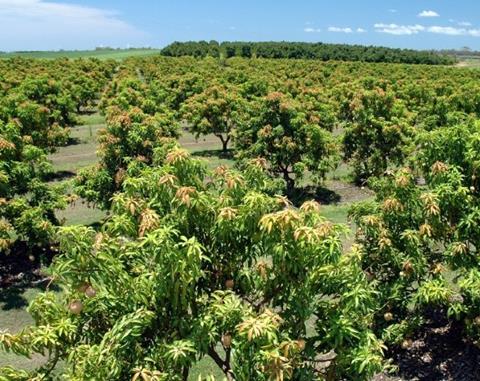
(0, 48, 161, 60)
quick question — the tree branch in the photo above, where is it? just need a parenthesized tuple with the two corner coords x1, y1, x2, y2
(41, 348, 60, 378)
(225, 347, 232, 374)
(253, 284, 282, 311)
(207, 346, 235, 381)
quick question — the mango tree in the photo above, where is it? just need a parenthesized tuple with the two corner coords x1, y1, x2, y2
(350, 160, 480, 349)
(75, 105, 180, 208)
(236, 92, 338, 196)
(181, 84, 246, 153)
(0, 119, 67, 258)
(343, 88, 414, 184)
(1, 146, 385, 380)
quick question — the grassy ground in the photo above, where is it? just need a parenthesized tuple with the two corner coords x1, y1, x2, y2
(1, 115, 369, 378)
(180, 134, 235, 169)
(0, 48, 161, 60)
(50, 126, 101, 173)
(49, 113, 106, 226)
(0, 284, 53, 371)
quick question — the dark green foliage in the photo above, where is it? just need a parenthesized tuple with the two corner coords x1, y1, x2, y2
(162, 41, 456, 65)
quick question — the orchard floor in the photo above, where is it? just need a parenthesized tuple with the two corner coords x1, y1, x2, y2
(3, 114, 478, 380)
(386, 321, 480, 381)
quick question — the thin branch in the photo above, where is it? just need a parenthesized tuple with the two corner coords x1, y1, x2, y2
(40, 348, 60, 379)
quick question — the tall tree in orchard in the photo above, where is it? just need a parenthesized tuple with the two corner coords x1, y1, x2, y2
(343, 88, 414, 183)
(181, 84, 246, 153)
(236, 92, 338, 196)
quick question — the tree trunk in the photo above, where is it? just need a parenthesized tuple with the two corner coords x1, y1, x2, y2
(217, 134, 231, 153)
(182, 366, 189, 381)
(282, 168, 295, 197)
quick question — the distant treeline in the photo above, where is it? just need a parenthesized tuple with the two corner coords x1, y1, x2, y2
(161, 41, 456, 65)
(438, 49, 480, 58)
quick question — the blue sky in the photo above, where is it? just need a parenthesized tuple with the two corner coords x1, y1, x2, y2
(1, 0, 480, 51)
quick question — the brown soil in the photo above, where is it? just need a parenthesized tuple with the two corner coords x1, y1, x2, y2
(377, 319, 480, 381)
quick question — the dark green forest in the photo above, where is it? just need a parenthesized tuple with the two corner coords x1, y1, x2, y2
(161, 41, 456, 65)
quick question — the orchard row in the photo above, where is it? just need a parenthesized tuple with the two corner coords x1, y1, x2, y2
(79, 56, 480, 204)
(0, 58, 115, 255)
(1, 56, 480, 380)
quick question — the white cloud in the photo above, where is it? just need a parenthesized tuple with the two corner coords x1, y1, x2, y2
(428, 26, 480, 37)
(327, 26, 367, 34)
(374, 23, 425, 35)
(449, 19, 473, 27)
(374, 21, 480, 38)
(304, 27, 321, 33)
(0, 0, 147, 51)
(388, 9, 397, 13)
(418, 10, 440, 18)
(228, 26, 236, 30)
(328, 26, 353, 33)
(428, 26, 464, 36)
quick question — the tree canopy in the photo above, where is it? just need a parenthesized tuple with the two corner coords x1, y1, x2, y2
(161, 41, 456, 65)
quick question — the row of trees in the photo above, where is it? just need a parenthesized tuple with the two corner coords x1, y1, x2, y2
(2, 55, 480, 380)
(4, 127, 480, 379)
(86, 55, 480, 199)
(0, 58, 116, 258)
(161, 41, 456, 65)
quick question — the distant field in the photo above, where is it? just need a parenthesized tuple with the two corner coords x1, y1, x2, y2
(457, 57, 480, 68)
(0, 48, 161, 60)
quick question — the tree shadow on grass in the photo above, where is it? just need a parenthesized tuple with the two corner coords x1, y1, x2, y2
(0, 281, 60, 311)
(0, 286, 30, 310)
(46, 170, 76, 182)
(290, 185, 341, 207)
(65, 136, 83, 146)
(192, 149, 234, 160)
(88, 221, 104, 230)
